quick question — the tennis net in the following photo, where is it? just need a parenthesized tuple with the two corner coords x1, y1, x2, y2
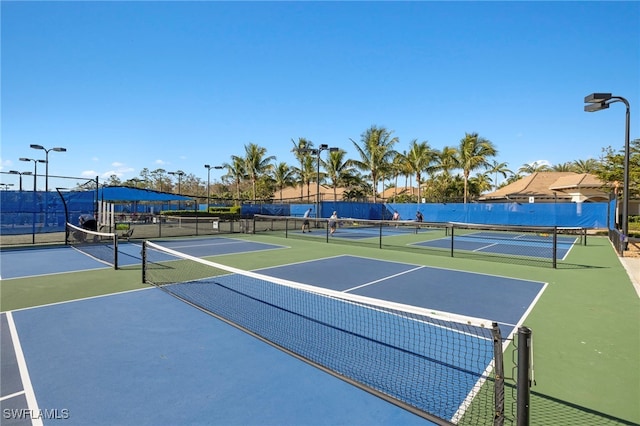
(66, 222, 118, 269)
(142, 240, 506, 425)
(252, 215, 585, 268)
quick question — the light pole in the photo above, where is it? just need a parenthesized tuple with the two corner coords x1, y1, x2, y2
(204, 165, 224, 212)
(168, 171, 185, 194)
(0, 183, 15, 191)
(8, 170, 33, 191)
(30, 144, 67, 192)
(168, 171, 185, 210)
(19, 158, 46, 191)
(298, 144, 339, 218)
(584, 93, 631, 239)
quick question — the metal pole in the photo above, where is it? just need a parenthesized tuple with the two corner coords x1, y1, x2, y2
(622, 101, 630, 239)
(517, 327, 532, 426)
(45, 150, 50, 193)
(316, 150, 320, 219)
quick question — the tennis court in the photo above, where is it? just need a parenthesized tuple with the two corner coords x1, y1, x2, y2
(413, 230, 578, 260)
(1, 237, 545, 425)
(0, 237, 287, 279)
(1, 231, 638, 426)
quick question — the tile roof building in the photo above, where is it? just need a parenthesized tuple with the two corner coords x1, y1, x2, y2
(478, 172, 611, 203)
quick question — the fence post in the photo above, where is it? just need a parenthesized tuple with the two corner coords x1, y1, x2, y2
(516, 326, 532, 426)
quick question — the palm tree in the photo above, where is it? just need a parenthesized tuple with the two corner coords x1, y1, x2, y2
(456, 133, 497, 203)
(572, 158, 600, 174)
(300, 154, 317, 201)
(405, 139, 437, 203)
(487, 160, 513, 191)
(552, 162, 574, 172)
(324, 149, 357, 201)
(223, 156, 247, 204)
(291, 138, 312, 199)
(243, 143, 275, 201)
(390, 151, 408, 199)
(469, 172, 493, 195)
(518, 161, 551, 175)
(272, 162, 295, 202)
(349, 125, 399, 203)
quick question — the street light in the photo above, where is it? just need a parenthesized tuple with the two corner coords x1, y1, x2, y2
(168, 171, 185, 194)
(584, 93, 631, 240)
(19, 158, 46, 191)
(30, 144, 67, 192)
(8, 170, 33, 191)
(204, 164, 224, 212)
(298, 144, 339, 218)
(0, 183, 15, 191)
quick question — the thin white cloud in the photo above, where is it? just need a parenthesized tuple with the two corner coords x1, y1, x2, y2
(81, 170, 98, 177)
(155, 159, 167, 165)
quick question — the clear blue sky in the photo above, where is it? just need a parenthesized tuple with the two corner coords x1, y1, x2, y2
(2, 1, 639, 190)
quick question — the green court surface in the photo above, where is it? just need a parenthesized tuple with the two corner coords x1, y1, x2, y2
(1, 234, 638, 425)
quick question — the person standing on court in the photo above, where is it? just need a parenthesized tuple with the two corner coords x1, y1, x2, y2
(302, 208, 313, 233)
(392, 210, 400, 227)
(79, 213, 98, 231)
(329, 211, 338, 236)
(415, 210, 424, 234)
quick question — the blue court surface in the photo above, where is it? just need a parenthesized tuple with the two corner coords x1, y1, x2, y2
(1, 247, 546, 425)
(412, 231, 577, 260)
(0, 237, 287, 279)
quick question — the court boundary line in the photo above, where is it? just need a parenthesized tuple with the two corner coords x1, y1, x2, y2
(338, 254, 548, 285)
(148, 240, 290, 259)
(5, 311, 43, 426)
(4, 287, 153, 314)
(343, 266, 426, 293)
(0, 265, 111, 281)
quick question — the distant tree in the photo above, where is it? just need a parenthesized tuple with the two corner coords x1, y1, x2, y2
(469, 172, 493, 195)
(518, 161, 551, 174)
(595, 138, 640, 198)
(272, 162, 295, 202)
(572, 158, 600, 174)
(222, 156, 247, 204)
(291, 138, 313, 199)
(551, 162, 574, 172)
(243, 143, 275, 202)
(349, 125, 399, 203)
(405, 139, 437, 203)
(486, 160, 512, 191)
(104, 175, 121, 186)
(456, 133, 497, 203)
(324, 149, 358, 202)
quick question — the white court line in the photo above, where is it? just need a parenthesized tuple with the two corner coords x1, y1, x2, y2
(0, 390, 26, 402)
(343, 266, 425, 293)
(5, 311, 43, 426)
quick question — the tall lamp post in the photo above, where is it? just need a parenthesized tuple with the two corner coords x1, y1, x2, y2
(204, 164, 224, 212)
(584, 93, 631, 240)
(168, 170, 185, 210)
(168, 171, 185, 194)
(19, 158, 46, 191)
(8, 170, 33, 191)
(298, 144, 339, 218)
(30, 144, 67, 192)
